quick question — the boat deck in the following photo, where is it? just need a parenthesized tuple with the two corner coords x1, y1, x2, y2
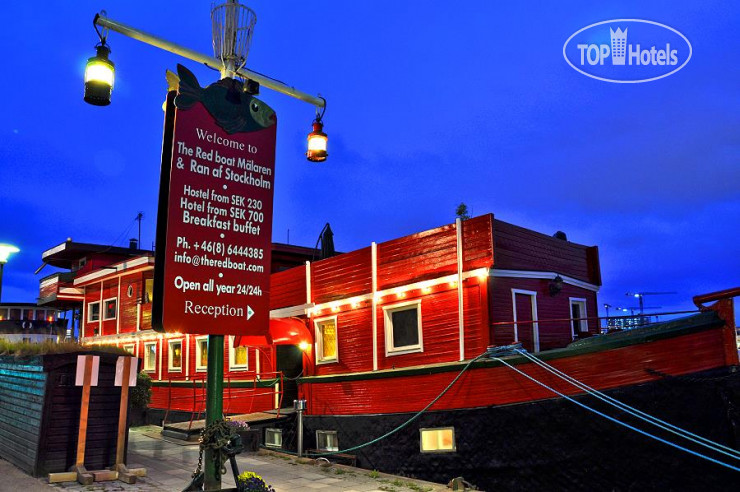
(161, 409, 292, 440)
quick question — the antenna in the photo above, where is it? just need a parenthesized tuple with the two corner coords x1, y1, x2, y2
(135, 211, 144, 246)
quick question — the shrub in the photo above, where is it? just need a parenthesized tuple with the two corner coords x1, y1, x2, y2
(237, 471, 275, 492)
(130, 371, 152, 409)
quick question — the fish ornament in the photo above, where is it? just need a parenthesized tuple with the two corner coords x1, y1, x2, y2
(170, 64, 276, 134)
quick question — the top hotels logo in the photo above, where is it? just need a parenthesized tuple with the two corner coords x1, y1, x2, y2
(563, 19, 692, 83)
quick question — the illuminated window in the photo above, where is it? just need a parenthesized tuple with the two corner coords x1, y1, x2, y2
(196, 337, 208, 371)
(103, 298, 117, 320)
(265, 428, 282, 448)
(123, 344, 135, 355)
(144, 342, 157, 372)
(169, 340, 183, 371)
(383, 300, 423, 356)
(316, 430, 338, 451)
(228, 336, 248, 370)
(420, 427, 456, 453)
(144, 278, 154, 303)
(314, 316, 338, 364)
(88, 302, 100, 322)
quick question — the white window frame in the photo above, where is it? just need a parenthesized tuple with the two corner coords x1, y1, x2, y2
(102, 297, 118, 321)
(511, 289, 539, 352)
(195, 336, 209, 372)
(313, 315, 338, 364)
(228, 336, 248, 371)
(87, 301, 101, 323)
(383, 299, 423, 356)
(123, 343, 135, 355)
(143, 342, 157, 372)
(420, 427, 456, 453)
(265, 428, 282, 448)
(569, 297, 589, 338)
(168, 339, 184, 372)
(316, 430, 339, 452)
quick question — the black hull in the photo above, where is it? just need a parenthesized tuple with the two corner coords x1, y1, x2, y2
(302, 366, 740, 490)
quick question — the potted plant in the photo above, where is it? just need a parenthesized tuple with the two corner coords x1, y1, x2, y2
(236, 471, 275, 492)
(225, 420, 261, 452)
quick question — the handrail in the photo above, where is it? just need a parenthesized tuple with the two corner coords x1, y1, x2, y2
(693, 287, 740, 308)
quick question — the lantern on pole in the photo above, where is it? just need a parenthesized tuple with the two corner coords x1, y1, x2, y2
(84, 14, 115, 106)
(306, 98, 328, 162)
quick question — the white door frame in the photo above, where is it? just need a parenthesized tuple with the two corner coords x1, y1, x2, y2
(511, 289, 539, 352)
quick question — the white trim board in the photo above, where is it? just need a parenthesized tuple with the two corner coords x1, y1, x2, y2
(492, 269, 600, 292)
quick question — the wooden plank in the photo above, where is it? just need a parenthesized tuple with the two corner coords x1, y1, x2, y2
(48, 472, 78, 483)
(76, 356, 93, 467)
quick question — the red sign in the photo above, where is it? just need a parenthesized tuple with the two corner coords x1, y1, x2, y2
(153, 66, 276, 336)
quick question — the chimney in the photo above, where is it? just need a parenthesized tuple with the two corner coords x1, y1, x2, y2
(129, 238, 139, 250)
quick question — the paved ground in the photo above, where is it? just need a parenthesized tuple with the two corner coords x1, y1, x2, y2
(0, 426, 448, 492)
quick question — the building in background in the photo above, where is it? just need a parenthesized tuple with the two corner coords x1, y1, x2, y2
(0, 302, 66, 343)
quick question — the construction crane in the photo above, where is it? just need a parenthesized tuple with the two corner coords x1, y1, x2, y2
(625, 291, 676, 315)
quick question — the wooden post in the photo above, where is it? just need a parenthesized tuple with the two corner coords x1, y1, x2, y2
(113, 356, 147, 483)
(73, 355, 95, 485)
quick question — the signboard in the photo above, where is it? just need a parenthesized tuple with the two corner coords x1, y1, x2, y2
(153, 65, 276, 336)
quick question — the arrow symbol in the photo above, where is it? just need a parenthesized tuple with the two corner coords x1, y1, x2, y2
(247, 306, 254, 320)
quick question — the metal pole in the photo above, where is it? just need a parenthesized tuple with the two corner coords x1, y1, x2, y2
(0, 262, 4, 303)
(204, 334, 224, 491)
(294, 399, 306, 457)
(94, 15, 326, 108)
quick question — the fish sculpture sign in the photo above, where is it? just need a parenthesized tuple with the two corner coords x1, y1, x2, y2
(153, 64, 276, 336)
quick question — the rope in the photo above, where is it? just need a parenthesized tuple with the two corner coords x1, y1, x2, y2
(279, 352, 488, 458)
(491, 356, 740, 473)
(514, 349, 740, 461)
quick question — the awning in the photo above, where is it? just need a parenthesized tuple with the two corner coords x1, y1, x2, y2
(234, 318, 311, 347)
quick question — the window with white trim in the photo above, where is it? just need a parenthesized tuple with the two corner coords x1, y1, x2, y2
(316, 430, 339, 451)
(229, 336, 248, 370)
(103, 298, 117, 320)
(314, 316, 338, 364)
(420, 427, 456, 453)
(88, 301, 100, 322)
(265, 428, 282, 448)
(383, 300, 423, 355)
(123, 343, 135, 355)
(570, 298, 588, 336)
(196, 337, 208, 371)
(144, 342, 157, 372)
(168, 340, 183, 371)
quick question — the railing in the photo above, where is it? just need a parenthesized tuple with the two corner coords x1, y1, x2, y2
(161, 371, 285, 430)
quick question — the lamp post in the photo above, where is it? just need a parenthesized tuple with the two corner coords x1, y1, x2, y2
(0, 244, 20, 303)
(82, 3, 325, 489)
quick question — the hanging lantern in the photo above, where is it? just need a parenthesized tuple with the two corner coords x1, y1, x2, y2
(306, 97, 328, 162)
(84, 44, 115, 106)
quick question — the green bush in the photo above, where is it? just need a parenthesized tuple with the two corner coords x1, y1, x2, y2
(130, 371, 152, 409)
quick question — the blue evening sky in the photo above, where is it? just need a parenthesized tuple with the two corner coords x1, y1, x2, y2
(1, 1, 737, 319)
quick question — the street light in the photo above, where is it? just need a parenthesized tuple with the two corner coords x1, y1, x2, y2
(306, 99, 328, 162)
(0, 243, 20, 303)
(84, 14, 115, 106)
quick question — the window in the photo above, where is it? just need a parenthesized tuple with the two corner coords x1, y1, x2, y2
(144, 342, 157, 372)
(123, 344, 135, 355)
(196, 337, 208, 371)
(420, 427, 456, 453)
(316, 430, 338, 452)
(265, 428, 282, 448)
(383, 300, 423, 355)
(169, 340, 183, 371)
(144, 279, 154, 304)
(570, 298, 588, 337)
(88, 301, 101, 322)
(314, 316, 338, 364)
(229, 336, 248, 370)
(103, 298, 117, 320)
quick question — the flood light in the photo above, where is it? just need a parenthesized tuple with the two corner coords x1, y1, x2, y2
(0, 244, 19, 264)
(84, 44, 115, 106)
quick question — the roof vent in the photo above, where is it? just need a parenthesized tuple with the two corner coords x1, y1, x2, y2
(553, 231, 568, 241)
(129, 238, 139, 250)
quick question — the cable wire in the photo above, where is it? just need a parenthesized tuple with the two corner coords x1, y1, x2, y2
(514, 349, 740, 461)
(492, 356, 740, 472)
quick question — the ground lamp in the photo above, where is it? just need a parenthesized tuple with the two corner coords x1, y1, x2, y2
(82, 3, 326, 489)
(0, 243, 20, 303)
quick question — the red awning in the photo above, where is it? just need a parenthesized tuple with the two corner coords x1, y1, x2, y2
(234, 318, 311, 347)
